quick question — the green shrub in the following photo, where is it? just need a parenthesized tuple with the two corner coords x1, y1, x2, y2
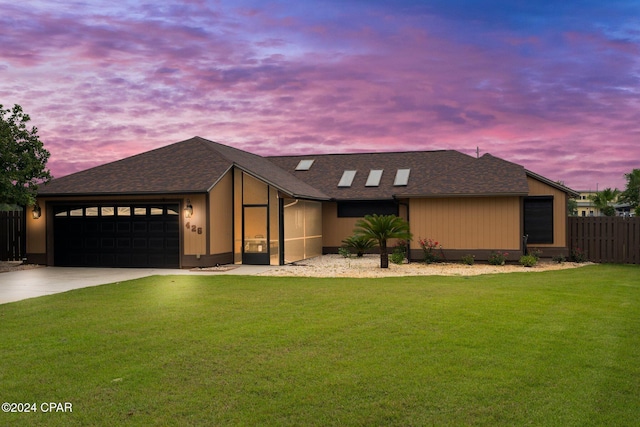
(552, 254, 566, 264)
(390, 241, 409, 265)
(338, 247, 351, 258)
(390, 248, 405, 265)
(419, 238, 441, 264)
(341, 235, 376, 257)
(519, 254, 538, 267)
(488, 251, 508, 265)
(571, 247, 588, 263)
(529, 249, 542, 260)
(461, 254, 475, 265)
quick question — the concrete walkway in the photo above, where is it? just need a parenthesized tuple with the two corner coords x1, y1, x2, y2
(0, 265, 274, 305)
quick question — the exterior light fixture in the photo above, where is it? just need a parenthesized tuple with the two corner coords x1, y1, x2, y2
(32, 203, 42, 219)
(184, 199, 193, 218)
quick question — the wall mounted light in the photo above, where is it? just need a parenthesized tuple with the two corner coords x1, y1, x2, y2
(184, 199, 193, 218)
(32, 203, 42, 219)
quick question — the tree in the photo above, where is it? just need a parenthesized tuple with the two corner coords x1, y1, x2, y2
(620, 169, 640, 216)
(568, 198, 578, 216)
(352, 214, 412, 268)
(0, 104, 52, 206)
(589, 188, 620, 217)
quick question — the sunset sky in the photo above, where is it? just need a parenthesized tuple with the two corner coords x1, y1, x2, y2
(2, 0, 639, 191)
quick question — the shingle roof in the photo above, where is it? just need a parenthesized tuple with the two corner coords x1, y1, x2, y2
(39, 137, 574, 201)
(268, 151, 531, 200)
(39, 137, 329, 199)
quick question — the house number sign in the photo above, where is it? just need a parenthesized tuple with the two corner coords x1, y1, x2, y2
(185, 222, 203, 234)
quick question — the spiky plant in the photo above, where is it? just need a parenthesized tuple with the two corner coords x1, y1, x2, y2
(341, 235, 376, 257)
(589, 188, 620, 216)
(352, 214, 412, 268)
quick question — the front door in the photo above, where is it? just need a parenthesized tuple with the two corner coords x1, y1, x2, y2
(242, 206, 270, 265)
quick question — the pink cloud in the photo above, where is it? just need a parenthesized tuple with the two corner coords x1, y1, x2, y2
(1, 1, 638, 191)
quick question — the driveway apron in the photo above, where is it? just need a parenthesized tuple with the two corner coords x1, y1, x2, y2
(0, 265, 273, 304)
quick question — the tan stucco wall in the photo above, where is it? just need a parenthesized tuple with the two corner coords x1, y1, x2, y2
(322, 202, 359, 248)
(183, 194, 207, 255)
(209, 171, 233, 255)
(409, 196, 522, 250)
(26, 201, 47, 254)
(321, 202, 410, 249)
(526, 177, 568, 247)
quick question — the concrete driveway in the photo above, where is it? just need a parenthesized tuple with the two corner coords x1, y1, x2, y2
(0, 265, 273, 305)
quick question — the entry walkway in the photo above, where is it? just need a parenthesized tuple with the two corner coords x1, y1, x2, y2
(0, 265, 274, 305)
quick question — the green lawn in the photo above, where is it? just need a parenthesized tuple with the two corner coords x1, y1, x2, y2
(1, 265, 639, 426)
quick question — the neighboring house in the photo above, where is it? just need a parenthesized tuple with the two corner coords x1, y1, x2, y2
(575, 190, 632, 217)
(27, 136, 578, 268)
(575, 191, 598, 217)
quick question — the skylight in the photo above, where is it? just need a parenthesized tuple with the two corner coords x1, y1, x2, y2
(365, 170, 383, 187)
(394, 169, 411, 186)
(295, 159, 315, 171)
(338, 170, 357, 187)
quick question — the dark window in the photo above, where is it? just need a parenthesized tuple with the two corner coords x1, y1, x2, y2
(337, 201, 398, 218)
(524, 196, 554, 244)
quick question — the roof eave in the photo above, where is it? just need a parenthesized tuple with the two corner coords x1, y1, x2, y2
(396, 192, 530, 198)
(37, 190, 208, 198)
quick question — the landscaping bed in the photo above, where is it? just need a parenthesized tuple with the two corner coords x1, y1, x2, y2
(0, 261, 41, 273)
(259, 254, 591, 278)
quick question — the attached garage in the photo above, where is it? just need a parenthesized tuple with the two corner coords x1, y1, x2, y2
(26, 136, 577, 268)
(53, 203, 180, 268)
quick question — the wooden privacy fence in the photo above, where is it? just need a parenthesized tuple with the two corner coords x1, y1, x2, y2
(1, 210, 25, 261)
(569, 217, 640, 264)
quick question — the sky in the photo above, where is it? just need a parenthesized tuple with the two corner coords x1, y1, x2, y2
(2, 0, 639, 191)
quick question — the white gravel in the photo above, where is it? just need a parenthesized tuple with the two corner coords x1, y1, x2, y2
(258, 254, 591, 278)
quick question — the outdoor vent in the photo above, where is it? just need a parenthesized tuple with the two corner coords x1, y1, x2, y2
(365, 170, 383, 187)
(295, 159, 315, 171)
(394, 169, 410, 186)
(338, 170, 357, 187)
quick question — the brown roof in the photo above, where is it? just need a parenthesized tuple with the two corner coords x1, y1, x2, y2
(39, 137, 329, 199)
(39, 137, 574, 201)
(268, 151, 531, 200)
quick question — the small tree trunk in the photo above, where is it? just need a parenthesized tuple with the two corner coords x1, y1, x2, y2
(380, 240, 389, 268)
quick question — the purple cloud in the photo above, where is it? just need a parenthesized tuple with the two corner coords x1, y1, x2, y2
(1, 0, 639, 190)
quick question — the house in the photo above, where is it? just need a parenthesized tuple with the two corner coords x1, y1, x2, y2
(575, 191, 598, 217)
(576, 190, 632, 217)
(27, 136, 578, 268)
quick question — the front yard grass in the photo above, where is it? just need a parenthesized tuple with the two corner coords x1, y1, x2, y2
(1, 264, 639, 426)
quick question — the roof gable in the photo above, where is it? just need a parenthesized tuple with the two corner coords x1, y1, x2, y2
(39, 137, 230, 196)
(39, 137, 328, 199)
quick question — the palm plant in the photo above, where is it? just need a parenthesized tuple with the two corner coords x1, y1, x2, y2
(352, 214, 412, 268)
(589, 188, 620, 216)
(341, 235, 376, 257)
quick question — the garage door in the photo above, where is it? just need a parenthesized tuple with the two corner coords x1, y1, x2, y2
(53, 204, 180, 268)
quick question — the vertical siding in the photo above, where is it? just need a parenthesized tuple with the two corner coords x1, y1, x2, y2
(409, 197, 521, 250)
(526, 177, 567, 247)
(183, 194, 207, 255)
(27, 200, 47, 254)
(209, 172, 233, 255)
